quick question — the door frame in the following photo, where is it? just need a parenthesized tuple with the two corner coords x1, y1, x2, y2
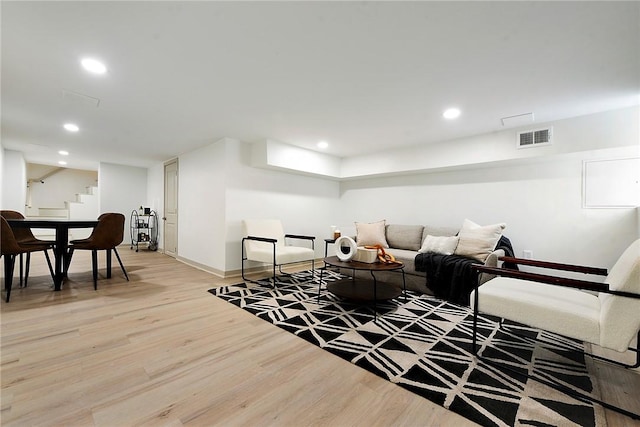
(163, 158, 179, 257)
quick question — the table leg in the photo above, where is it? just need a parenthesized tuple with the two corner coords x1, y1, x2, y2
(4, 255, 15, 302)
(317, 265, 325, 304)
(53, 226, 69, 291)
(370, 270, 377, 322)
(402, 269, 407, 302)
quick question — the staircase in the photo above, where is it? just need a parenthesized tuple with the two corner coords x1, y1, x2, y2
(27, 186, 100, 240)
(66, 186, 99, 219)
(66, 186, 99, 239)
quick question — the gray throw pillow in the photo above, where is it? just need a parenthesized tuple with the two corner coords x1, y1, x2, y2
(385, 224, 424, 251)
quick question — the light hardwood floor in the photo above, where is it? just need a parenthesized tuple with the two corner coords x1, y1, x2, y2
(1, 248, 638, 426)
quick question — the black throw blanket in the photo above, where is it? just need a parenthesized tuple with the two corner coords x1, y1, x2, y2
(415, 236, 516, 306)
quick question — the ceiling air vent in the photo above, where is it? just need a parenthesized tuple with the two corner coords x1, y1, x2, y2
(517, 127, 552, 148)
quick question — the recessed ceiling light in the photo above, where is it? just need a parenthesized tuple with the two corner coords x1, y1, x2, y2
(317, 141, 329, 149)
(81, 57, 107, 74)
(58, 161, 67, 166)
(443, 108, 461, 119)
(58, 150, 69, 156)
(63, 123, 79, 132)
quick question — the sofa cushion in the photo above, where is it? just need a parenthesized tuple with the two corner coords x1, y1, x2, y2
(386, 248, 421, 275)
(421, 226, 458, 243)
(385, 224, 424, 251)
(470, 278, 600, 346)
(419, 235, 459, 255)
(355, 220, 389, 248)
(455, 219, 506, 262)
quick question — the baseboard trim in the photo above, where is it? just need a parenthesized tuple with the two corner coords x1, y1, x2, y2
(175, 256, 226, 278)
(174, 257, 322, 280)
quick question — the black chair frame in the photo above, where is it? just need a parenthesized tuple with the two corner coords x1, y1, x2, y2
(67, 246, 129, 290)
(241, 234, 315, 287)
(471, 256, 640, 420)
(18, 251, 54, 288)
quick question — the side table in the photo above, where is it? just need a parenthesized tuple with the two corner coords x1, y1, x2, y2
(324, 238, 336, 257)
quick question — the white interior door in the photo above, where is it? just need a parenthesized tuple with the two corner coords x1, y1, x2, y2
(163, 159, 178, 257)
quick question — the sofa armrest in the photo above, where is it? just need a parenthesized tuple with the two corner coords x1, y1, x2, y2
(479, 249, 504, 285)
(484, 249, 504, 268)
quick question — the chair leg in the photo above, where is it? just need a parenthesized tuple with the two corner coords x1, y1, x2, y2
(113, 248, 129, 281)
(241, 239, 264, 285)
(241, 258, 248, 282)
(91, 250, 98, 290)
(4, 255, 16, 302)
(44, 249, 54, 280)
(271, 245, 276, 288)
(19, 253, 24, 288)
(317, 265, 325, 304)
(589, 330, 640, 369)
(472, 291, 479, 354)
(500, 322, 640, 370)
(65, 247, 75, 275)
(106, 249, 112, 279)
(241, 238, 281, 288)
(272, 262, 276, 288)
(478, 350, 640, 420)
(24, 252, 32, 288)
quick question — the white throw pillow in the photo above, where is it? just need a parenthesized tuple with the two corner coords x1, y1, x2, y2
(355, 220, 389, 248)
(418, 235, 459, 255)
(454, 219, 506, 262)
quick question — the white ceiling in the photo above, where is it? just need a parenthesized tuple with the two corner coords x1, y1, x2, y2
(2, 1, 639, 171)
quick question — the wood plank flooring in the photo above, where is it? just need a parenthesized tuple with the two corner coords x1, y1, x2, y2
(1, 248, 638, 426)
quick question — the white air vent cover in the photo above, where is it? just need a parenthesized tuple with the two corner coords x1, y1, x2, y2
(517, 127, 552, 148)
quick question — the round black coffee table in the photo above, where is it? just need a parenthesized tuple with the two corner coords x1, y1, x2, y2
(318, 256, 407, 321)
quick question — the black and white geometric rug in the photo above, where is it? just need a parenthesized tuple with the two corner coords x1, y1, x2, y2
(209, 270, 606, 427)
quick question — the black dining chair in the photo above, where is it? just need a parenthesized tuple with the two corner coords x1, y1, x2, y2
(65, 213, 129, 290)
(0, 210, 54, 287)
(1, 217, 55, 302)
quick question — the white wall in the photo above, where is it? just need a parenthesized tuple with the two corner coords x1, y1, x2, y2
(1, 150, 27, 212)
(252, 139, 341, 178)
(340, 153, 637, 271)
(99, 162, 148, 244)
(177, 140, 227, 272)
(28, 168, 97, 209)
(225, 138, 341, 272)
(174, 137, 341, 275)
(335, 107, 639, 270)
(157, 107, 638, 277)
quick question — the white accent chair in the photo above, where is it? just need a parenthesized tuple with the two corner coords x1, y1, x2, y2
(242, 219, 316, 287)
(471, 239, 640, 419)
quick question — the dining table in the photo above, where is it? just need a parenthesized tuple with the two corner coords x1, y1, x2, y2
(6, 218, 98, 291)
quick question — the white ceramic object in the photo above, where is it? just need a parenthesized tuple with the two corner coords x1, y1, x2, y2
(335, 236, 357, 261)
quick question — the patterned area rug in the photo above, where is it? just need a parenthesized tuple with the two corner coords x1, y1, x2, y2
(209, 270, 605, 427)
